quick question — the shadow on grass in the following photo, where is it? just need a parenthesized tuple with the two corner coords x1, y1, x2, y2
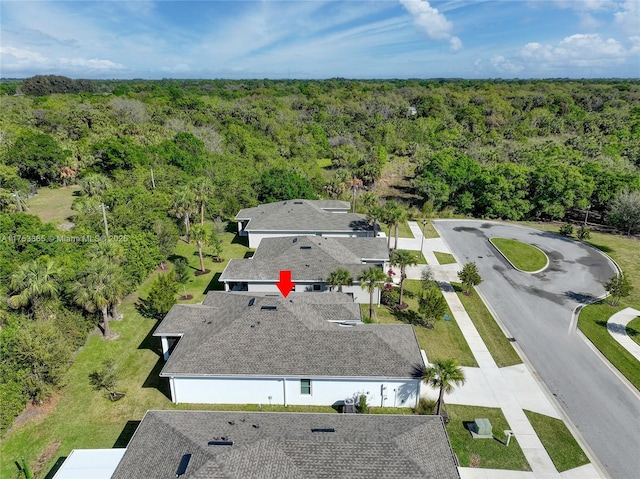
(137, 319, 162, 353)
(391, 308, 422, 325)
(204, 272, 223, 294)
(135, 298, 166, 321)
(585, 241, 614, 253)
(231, 235, 249, 247)
(168, 254, 197, 270)
(44, 457, 66, 479)
(142, 356, 172, 400)
(113, 420, 141, 448)
(243, 251, 254, 259)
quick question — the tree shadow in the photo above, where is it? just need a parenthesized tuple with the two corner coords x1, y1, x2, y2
(168, 254, 197, 270)
(204, 272, 223, 294)
(224, 222, 236, 234)
(391, 308, 422, 325)
(113, 420, 141, 448)
(563, 291, 599, 304)
(584, 241, 614, 253)
(135, 297, 166, 320)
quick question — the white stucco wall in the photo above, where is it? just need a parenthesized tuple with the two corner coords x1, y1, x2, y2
(242, 282, 378, 304)
(247, 231, 374, 248)
(168, 376, 420, 408)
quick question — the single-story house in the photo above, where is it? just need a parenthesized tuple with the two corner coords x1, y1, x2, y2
(110, 410, 461, 478)
(154, 292, 425, 408)
(219, 236, 389, 303)
(235, 199, 376, 247)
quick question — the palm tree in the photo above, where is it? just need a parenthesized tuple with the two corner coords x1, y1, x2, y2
(88, 240, 125, 264)
(79, 173, 110, 197)
(327, 268, 353, 293)
(390, 249, 418, 307)
(191, 177, 212, 225)
(422, 358, 466, 416)
(190, 224, 209, 273)
(73, 260, 119, 338)
(381, 201, 404, 249)
(348, 177, 363, 212)
(357, 267, 387, 321)
(8, 258, 62, 319)
(170, 186, 196, 238)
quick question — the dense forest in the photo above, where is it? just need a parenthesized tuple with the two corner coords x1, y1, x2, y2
(1, 76, 639, 433)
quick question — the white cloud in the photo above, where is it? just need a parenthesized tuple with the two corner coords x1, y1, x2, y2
(490, 55, 523, 74)
(521, 33, 627, 67)
(615, 0, 640, 34)
(399, 0, 461, 49)
(553, 0, 615, 12)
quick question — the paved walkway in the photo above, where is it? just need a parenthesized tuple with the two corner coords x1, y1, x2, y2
(402, 222, 603, 479)
(606, 307, 640, 361)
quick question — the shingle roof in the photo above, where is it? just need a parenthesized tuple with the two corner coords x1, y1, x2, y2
(154, 292, 422, 378)
(220, 236, 388, 282)
(111, 411, 460, 479)
(235, 199, 372, 232)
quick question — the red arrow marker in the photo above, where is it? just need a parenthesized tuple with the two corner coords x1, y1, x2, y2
(276, 270, 295, 298)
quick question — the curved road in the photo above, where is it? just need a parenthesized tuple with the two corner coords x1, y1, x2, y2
(434, 220, 639, 479)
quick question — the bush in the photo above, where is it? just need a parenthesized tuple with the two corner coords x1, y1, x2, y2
(381, 286, 399, 307)
(0, 380, 25, 434)
(577, 226, 591, 240)
(559, 223, 574, 237)
(414, 397, 437, 415)
(356, 394, 369, 414)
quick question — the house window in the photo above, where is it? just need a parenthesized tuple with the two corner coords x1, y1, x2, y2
(313, 284, 322, 291)
(300, 379, 311, 395)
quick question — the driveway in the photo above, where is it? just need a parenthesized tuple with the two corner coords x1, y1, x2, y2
(434, 220, 639, 479)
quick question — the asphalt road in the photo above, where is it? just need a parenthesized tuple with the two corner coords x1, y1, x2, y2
(434, 220, 640, 479)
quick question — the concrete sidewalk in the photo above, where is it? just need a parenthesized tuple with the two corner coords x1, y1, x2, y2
(398, 222, 603, 478)
(606, 307, 640, 361)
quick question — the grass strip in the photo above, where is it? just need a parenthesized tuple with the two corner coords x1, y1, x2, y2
(524, 410, 589, 472)
(434, 251, 457, 265)
(490, 237, 548, 272)
(627, 317, 640, 347)
(452, 283, 522, 367)
(445, 405, 530, 471)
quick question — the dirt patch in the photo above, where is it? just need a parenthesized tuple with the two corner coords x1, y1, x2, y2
(7, 394, 61, 435)
(34, 439, 62, 477)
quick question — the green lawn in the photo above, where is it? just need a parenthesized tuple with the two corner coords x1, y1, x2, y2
(26, 186, 80, 226)
(519, 222, 640, 391)
(445, 405, 530, 470)
(524, 410, 589, 472)
(490, 237, 548, 272)
(362, 280, 477, 367)
(452, 283, 522, 368)
(381, 221, 414, 240)
(627, 317, 640, 346)
(434, 251, 457, 265)
(393, 249, 427, 265)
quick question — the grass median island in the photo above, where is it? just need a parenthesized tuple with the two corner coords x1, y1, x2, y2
(490, 237, 548, 272)
(524, 410, 589, 472)
(445, 405, 530, 470)
(452, 283, 522, 367)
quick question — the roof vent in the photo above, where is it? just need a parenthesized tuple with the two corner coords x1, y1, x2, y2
(261, 305, 277, 311)
(253, 424, 260, 429)
(208, 440, 234, 446)
(311, 428, 335, 433)
(248, 297, 255, 307)
(300, 246, 312, 250)
(293, 237, 298, 243)
(294, 201, 303, 204)
(175, 454, 191, 477)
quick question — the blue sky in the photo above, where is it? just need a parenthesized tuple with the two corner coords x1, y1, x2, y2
(1, 1, 638, 79)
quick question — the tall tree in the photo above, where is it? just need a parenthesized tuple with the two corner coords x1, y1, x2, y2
(357, 267, 387, 321)
(422, 358, 466, 416)
(418, 287, 447, 328)
(80, 173, 110, 197)
(72, 260, 119, 338)
(153, 219, 179, 270)
(190, 224, 209, 273)
(327, 268, 353, 293)
(604, 273, 633, 306)
(348, 177, 363, 212)
(191, 177, 213, 225)
(390, 249, 418, 307)
(8, 258, 62, 319)
(458, 262, 482, 295)
(608, 188, 640, 236)
(170, 186, 196, 237)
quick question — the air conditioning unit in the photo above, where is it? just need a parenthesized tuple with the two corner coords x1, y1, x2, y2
(343, 397, 356, 414)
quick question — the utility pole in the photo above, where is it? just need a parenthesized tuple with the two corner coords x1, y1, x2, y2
(150, 168, 156, 189)
(100, 203, 109, 238)
(420, 219, 427, 254)
(583, 204, 591, 227)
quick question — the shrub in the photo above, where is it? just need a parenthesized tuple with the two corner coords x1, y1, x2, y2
(559, 223, 574, 237)
(577, 226, 591, 240)
(381, 286, 399, 307)
(356, 394, 369, 414)
(413, 397, 437, 415)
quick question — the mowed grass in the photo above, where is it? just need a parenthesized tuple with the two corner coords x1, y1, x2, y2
(445, 405, 530, 470)
(380, 221, 414, 240)
(490, 237, 548, 272)
(627, 317, 640, 346)
(26, 186, 80, 225)
(452, 283, 522, 368)
(524, 410, 589, 472)
(0, 224, 253, 479)
(363, 280, 477, 367)
(434, 251, 457, 265)
(394, 249, 427, 265)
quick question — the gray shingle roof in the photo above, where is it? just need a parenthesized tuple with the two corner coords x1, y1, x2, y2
(154, 292, 422, 378)
(111, 411, 460, 479)
(235, 200, 372, 232)
(220, 236, 388, 282)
